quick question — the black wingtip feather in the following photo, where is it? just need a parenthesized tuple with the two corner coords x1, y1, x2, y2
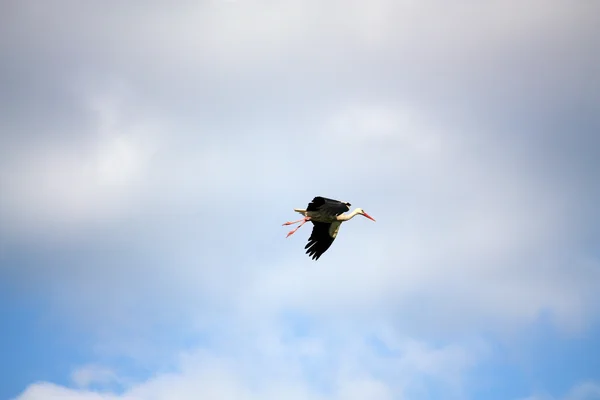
(304, 221, 336, 261)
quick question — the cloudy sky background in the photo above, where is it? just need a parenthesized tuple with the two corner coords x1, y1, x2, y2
(1, 0, 599, 399)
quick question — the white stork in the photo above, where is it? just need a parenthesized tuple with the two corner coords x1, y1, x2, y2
(282, 196, 376, 260)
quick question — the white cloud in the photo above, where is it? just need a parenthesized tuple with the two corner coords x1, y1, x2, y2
(15, 326, 486, 400)
(566, 382, 600, 400)
(71, 365, 121, 390)
(15, 383, 123, 400)
(322, 103, 443, 164)
(519, 381, 600, 400)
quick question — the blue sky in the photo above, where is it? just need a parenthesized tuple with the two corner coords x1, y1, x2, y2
(1, 0, 600, 399)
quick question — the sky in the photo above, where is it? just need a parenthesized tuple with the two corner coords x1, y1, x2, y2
(0, 0, 599, 399)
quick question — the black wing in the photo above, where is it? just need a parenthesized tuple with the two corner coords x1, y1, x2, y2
(306, 196, 350, 218)
(305, 221, 336, 260)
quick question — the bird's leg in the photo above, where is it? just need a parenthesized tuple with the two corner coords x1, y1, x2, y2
(286, 217, 310, 238)
(282, 217, 306, 226)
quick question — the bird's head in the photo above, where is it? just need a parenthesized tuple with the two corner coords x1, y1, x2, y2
(356, 208, 376, 222)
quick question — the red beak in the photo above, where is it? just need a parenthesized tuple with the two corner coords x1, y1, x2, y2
(363, 212, 376, 222)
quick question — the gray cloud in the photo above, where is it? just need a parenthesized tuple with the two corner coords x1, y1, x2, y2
(1, 0, 599, 397)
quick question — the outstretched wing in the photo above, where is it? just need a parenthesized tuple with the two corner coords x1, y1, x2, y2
(305, 221, 341, 260)
(306, 196, 350, 218)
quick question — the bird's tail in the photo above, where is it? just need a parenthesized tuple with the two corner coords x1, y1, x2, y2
(294, 208, 307, 215)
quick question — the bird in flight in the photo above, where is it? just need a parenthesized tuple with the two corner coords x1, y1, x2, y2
(283, 196, 376, 260)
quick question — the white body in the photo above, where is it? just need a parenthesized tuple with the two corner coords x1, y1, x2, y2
(293, 208, 367, 222)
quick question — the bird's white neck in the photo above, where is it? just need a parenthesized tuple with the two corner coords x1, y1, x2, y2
(336, 208, 362, 221)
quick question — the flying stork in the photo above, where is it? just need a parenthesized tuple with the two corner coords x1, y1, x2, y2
(282, 196, 376, 260)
